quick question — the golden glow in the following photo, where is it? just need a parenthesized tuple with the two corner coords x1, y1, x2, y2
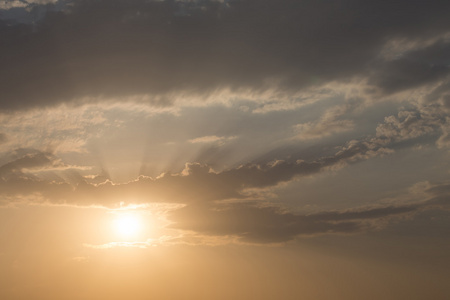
(113, 213, 142, 239)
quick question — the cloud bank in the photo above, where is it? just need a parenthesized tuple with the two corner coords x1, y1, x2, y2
(1, 0, 450, 110)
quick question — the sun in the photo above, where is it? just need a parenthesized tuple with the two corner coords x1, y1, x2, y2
(113, 213, 142, 238)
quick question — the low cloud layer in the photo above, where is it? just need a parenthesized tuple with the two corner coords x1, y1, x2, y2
(169, 199, 443, 244)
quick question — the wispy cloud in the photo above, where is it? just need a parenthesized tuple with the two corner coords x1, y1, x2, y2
(188, 135, 237, 145)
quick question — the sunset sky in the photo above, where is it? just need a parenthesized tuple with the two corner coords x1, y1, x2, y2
(1, 0, 450, 299)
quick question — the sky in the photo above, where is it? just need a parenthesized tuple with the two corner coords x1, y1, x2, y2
(0, 0, 450, 299)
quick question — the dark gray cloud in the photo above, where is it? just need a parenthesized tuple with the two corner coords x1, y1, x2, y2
(169, 202, 363, 243)
(166, 178, 450, 243)
(1, 0, 450, 110)
(168, 198, 444, 243)
(423, 182, 450, 207)
(369, 41, 450, 94)
(0, 133, 7, 144)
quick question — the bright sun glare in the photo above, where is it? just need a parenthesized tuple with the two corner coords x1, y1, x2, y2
(113, 214, 141, 238)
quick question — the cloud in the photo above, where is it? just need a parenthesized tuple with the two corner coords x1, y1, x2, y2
(0, 133, 392, 206)
(83, 235, 180, 249)
(2, 0, 450, 248)
(369, 41, 450, 94)
(0, 148, 90, 176)
(0, 1, 28, 10)
(293, 102, 360, 140)
(0, 0, 58, 10)
(5, 89, 450, 208)
(375, 110, 441, 142)
(0, 120, 448, 244)
(0, 149, 60, 175)
(169, 202, 356, 244)
(294, 119, 354, 140)
(188, 135, 236, 145)
(0, 149, 90, 202)
(436, 121, 450, 148)
(1, 0, 450, 110)
(167, 179, 450, 244)
(167, 202, 405, 243)
(0, 133, 7, 144)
